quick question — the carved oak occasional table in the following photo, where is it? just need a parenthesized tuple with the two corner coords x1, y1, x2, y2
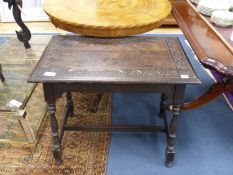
(28, 35, 200, 166)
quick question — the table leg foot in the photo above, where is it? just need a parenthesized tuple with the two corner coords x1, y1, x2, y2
(48, 104, 62, 164)
(165, 148, 175, 167)
(165, 104, 180, 167)
(90, 93, 103, 113)
(53, 151, 62, 165)
(66, 92, 74, 117)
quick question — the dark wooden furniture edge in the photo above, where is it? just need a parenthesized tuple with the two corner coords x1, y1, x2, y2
(172, 1, 233, 77)
(172, 1, 233, 110)
(186, 0, 233, 53)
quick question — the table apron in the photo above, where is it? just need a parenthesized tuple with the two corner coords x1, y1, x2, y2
(43, 83, 183, 101)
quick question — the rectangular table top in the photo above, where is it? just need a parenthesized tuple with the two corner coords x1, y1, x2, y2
(28, 35, 200, 84)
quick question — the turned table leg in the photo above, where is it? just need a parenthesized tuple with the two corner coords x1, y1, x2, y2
(48, 103, 62, 164)
(165, 104, 180, 167)
(165, 85, 185, 167)
(43, 84, 62, 164)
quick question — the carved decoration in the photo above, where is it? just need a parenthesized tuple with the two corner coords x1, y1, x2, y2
(201, 57, 233, 77)
(44, 36, 197, 80)
(3, 0, 31, 49)
(166, 37, 189, 69)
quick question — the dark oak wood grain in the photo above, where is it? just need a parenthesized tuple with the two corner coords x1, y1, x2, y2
(28, 35, 200, 84)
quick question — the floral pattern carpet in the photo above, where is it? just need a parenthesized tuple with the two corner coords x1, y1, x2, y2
(0, 91, 111, 175)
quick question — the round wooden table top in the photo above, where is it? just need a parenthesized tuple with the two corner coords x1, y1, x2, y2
(44, 0, 171, 37)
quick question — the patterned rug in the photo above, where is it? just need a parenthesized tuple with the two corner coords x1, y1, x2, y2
(0, 84, 46, 142)
(0, 89, 111, 175)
